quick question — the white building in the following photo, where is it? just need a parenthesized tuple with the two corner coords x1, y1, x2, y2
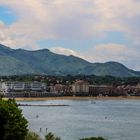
(0, 81, 47, 94)
(72, 80, 89, 93)
(13, 82, 25, 91)
(1, 82, 13, 94)
(31, 82, 46, 91)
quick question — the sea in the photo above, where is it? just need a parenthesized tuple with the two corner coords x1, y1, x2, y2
(19, 99, 140, 140)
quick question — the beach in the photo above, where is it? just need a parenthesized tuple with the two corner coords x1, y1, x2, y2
(4, 96, 140, 101)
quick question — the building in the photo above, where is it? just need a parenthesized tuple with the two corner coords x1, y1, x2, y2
(13, 82, 25, 91)
(31, 82, 46, 91)
(1, 82, 14, 94)
(89, 85, 112, 96)
(0, 81, 47, 97)
(72, 80, 89, 95)
(49, 84, 72, 95)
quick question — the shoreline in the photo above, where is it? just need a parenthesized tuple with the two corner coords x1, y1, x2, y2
(3, 96, 140, 101)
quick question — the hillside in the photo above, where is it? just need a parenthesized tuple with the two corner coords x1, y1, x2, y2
(0, 44, 139, 77)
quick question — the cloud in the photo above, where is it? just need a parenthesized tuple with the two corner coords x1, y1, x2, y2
(0, 0, 139, 49)
(84, 43, 140, 70)
(50, 44, 140, 70)
(85, 44, 129, 62)
(50, 47, 78, 56)
(50, 46, 85, 60)
(0, 0, 140, 70)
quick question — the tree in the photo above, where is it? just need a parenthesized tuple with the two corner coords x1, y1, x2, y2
(0, 92, 4, 100)
(80, 137, 106, 140)
(0, 99, 28, 140)
(45, 132, 61, 140)
(25, 132, 41, 140)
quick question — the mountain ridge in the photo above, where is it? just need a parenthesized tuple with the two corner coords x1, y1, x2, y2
(0, 44, 139, 77)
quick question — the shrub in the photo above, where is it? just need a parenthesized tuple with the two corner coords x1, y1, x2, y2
(0, 99, 28, 140)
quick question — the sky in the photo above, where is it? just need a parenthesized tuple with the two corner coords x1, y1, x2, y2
(0, 0, 140, 70)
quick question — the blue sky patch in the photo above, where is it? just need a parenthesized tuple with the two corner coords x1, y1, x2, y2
(0, 5, 17, 25)
(38, 31, 131, 52)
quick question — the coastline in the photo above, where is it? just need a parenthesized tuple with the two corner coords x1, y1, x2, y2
(3, 96, 140, 101)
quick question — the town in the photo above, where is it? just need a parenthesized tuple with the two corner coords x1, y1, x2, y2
(0, 75, 140, 97)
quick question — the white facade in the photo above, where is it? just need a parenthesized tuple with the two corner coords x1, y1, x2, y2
(1, 82, 13, 94)
(13, 82, 25, 91)
(72, 80, 89, 93)
(31, 82, 46, 91)
(0, 82, 46, 93)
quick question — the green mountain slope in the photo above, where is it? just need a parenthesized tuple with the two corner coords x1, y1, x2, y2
(0, 44, 139, 77)
(0, 56, 35, 75)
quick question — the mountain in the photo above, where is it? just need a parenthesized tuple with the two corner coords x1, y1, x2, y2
(0, 44, 140, 77)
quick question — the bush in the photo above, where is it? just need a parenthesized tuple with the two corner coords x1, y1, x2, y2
(45, 132, 61, 140)
(25, 132, 41, 140)
(80, 136, 106, 140)
(0, 99, 28, 140)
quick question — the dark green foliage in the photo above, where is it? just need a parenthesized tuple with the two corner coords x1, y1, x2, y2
(0, 99, 28, 140)
(0, 44, 140, 77)
(25, 132, 41, 140)
(1, 74, 140, 85)
(80, 136, 106, 140)
(45, 132, 61, 140)
(0, 92, 4, 99)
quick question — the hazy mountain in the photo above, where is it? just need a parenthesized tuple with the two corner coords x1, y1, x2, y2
(0, 44, 139, 77)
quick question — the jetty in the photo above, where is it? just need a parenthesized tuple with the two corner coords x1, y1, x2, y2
(17, 104, 69, 107)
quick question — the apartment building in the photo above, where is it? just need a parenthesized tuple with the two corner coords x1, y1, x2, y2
(0, 81, 46, 94)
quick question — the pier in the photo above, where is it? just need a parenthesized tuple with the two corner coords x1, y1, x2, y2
(18, 104, 69, 107)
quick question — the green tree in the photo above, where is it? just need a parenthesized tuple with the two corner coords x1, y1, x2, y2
(25, 132, 41, 140)
(45, 132, 61, 140)
(0, 92, 4, 100)
(0, 99, 28, 140)
(80, 137, 106, 140)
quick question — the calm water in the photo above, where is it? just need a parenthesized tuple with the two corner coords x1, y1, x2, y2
(19, 100, 140, 140)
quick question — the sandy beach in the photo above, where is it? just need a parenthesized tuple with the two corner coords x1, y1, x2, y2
(3, 96, 140, 101)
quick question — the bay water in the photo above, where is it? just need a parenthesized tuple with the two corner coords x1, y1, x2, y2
(19, 99, 140, 140)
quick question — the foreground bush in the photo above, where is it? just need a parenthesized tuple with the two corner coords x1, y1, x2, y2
(25, 132, 41, 140)
(0, 99, 107, 140)
(80, 137, 106, 140)
(45, 132, 61, 140)
(0, 99, 28, 140)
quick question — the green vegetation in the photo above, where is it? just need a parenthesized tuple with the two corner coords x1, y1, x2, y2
(0, 43, 140, 77)
(45, 132, 61, 140)
(25, 132, 41, 140)
(0, 92, 4, 100)
(1, 74, 140, 86)
(0, 99, 107, 140)
(80, 137, 106, 140)
(0, 99, 28, 140)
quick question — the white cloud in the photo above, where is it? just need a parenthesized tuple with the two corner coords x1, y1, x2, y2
(50, 46, 85, 60)
(0, 0, 140, 70)
(85, 44, 129, 62)
(84, 43, 140, 70)
(51, 47, 78, 56)
(0, 0, 139, 49)
(50, 44, 140, 70)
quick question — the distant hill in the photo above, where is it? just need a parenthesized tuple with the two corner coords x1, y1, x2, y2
(0, 44, 140, 77)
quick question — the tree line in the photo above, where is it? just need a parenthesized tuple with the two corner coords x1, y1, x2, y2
(0, 74, 140, 85)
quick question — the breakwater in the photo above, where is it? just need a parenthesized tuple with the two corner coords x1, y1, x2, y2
(18, 104, 69, 107)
